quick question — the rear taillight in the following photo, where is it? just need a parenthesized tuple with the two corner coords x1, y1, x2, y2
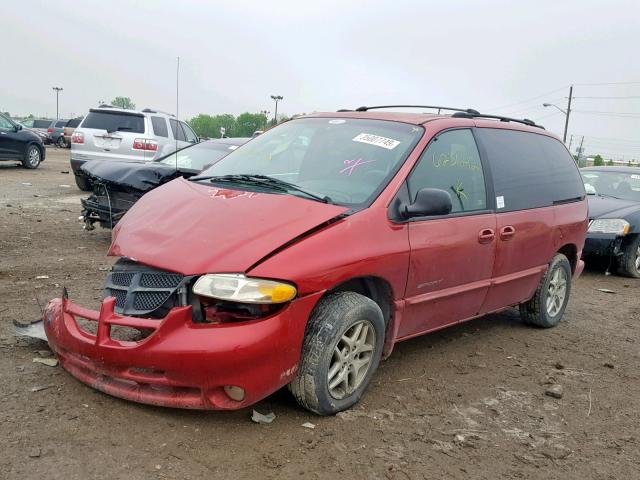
(71, 132, 84, 144)
(132, 139, 158, 151)
(47, 128, 53, 133)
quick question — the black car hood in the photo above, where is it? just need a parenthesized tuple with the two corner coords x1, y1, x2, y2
(80, 160, 184, 193)
(587, 195, 640, 220)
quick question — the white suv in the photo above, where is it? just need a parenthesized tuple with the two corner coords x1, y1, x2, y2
(70, 106, 198, 190)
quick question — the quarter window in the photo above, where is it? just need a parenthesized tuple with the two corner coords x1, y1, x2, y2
(151, 116, 168, 137)
(407, 129, 487, 213)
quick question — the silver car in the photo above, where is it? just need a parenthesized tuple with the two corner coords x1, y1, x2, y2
(70, 106, 198, 190)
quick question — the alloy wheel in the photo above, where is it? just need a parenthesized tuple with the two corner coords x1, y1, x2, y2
(328, 320, 376, 400)
(546, 267, 567, 317)
(28, 147, 40, 166)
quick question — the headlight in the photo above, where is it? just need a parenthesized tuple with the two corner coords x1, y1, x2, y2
(192, 274, 297, 304)
(588, 219, 630, 235)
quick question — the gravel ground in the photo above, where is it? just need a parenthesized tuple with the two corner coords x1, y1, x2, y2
(1, 148, 639, 479)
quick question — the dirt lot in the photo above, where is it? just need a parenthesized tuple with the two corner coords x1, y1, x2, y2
(1, 148, 639, 479)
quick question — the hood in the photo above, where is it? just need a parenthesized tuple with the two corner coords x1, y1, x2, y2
(587, 195, 640, 220)
(80, 160, 178, 193)
(109, 177, 350, 275)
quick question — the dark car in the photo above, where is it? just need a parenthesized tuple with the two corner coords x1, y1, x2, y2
(581, 166, 640, 277)
(80, 137, 249, 229)
(20, 118, 55, 144)
(48, 119, 70, 147)
(0, 113, 46, 168)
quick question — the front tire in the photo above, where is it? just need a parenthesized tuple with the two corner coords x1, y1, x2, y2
(289, 292, 385, 415)
(618, 235, 640, 278)
(22, 144, 42, 169)
(74, 174, 91, 191)
(519, 253, 572, 328)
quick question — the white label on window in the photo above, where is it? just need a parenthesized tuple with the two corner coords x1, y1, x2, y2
(496, 196, 505, 209)
(352, 133, 400, 150)
(329, 119, 346, 124)
(632, 174, 640, 179)
(228, 145, 239, 150)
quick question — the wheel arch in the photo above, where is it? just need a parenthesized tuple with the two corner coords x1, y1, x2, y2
(557, 243, 578, 274)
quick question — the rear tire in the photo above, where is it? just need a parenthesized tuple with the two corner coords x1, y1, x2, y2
(21, 144, 41, 169)
(74, 174, 91, 191)
(56, 136, 66, 148)
(288, 292, 385, 415)
(519, 253, 572, 328)
(618, 235, 640, 278)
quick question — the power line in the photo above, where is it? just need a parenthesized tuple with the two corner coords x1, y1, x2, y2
(488, 85, 569, 111)
(573, 95, 640, 99)
(580, 134, 640, 143)
(573, 81, 640, 86)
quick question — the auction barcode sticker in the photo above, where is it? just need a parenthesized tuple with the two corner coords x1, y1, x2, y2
(353, 133, 400, 150)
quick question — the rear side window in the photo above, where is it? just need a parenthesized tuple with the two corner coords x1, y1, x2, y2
(475, 129, 584, 212)
(33, 120, 52, 128)
(55, 120, 67, 128)
(169, 119, 186, 141)
(66, 117, 82, 128)
(407, 129, 487, 213)
(151, 116, 168, 137)
(82, 111, 144, 133)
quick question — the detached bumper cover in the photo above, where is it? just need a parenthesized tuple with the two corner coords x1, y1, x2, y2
(44, 293, 322, 409)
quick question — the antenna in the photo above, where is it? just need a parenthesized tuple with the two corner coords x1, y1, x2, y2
(175, 56, 180, 173)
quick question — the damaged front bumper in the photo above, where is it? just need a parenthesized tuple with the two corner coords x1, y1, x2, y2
(80, 193, 138, 230)
(43, 292, 322, 409)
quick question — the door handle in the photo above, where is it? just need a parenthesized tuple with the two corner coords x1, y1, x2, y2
(500, 225, 516, 240)
(478, 228, 495, 244)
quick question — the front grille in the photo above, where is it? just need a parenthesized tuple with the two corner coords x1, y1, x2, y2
(140, 272, 182, 289)
(104, 259, 186, 317)
(134, 291, 172, 311)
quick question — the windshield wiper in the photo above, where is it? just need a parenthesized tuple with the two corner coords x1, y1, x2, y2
(194, 174, 332, 204)
(596, 193, 622, 200)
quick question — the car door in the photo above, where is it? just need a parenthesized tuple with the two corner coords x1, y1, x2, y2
(398, 128, 497, 339)
(180, 121, 199, 144)
(475, 128, 558, 313)
(0, 115, 21, 158)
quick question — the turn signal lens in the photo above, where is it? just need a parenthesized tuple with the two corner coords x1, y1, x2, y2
(193, 274, 297, 304)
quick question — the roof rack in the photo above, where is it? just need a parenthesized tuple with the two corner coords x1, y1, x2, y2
(141, 108, 176, 117)
(341, 105, 480, 114)
(450, 111, 543, 129)
(336, 104, 544, 130)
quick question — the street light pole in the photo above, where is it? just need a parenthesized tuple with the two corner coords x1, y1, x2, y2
(52, 87, 63, 119)
(270, 95, 283, 126)
(542, 84, 572, 143)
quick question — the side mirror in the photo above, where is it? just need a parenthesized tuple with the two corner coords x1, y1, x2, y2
(15, 123, 22, 131)
(402, 188, 453, 218)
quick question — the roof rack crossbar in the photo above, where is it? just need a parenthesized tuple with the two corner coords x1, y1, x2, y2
(451, 111, 544, 129)
(352, 105, 480, 114)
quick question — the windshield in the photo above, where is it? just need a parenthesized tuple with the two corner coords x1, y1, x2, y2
(196, 117, 423, 206)
(158, 142, 241, 171)
(581, 170, 640, 202)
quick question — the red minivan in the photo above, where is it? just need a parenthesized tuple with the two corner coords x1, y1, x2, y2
(43, 107, 587, 415)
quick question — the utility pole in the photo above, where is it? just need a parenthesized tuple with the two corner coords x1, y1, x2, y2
(52, 87, 63, 119)
(563, 85, 573, 144)
(577, 135, 585, 166)
(270, 95, 283, 126)
(568, 134, 573, 151)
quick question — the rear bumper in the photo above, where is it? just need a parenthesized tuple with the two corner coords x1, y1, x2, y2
(43, 292, 322, 410)
(582, 234, 623, 257)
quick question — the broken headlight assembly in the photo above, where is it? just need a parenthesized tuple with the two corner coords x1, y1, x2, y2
(192, 274, 297, 324)
(588, 219, 630, 235)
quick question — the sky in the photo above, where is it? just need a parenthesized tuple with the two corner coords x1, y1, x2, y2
(2, 0, 639, 159)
